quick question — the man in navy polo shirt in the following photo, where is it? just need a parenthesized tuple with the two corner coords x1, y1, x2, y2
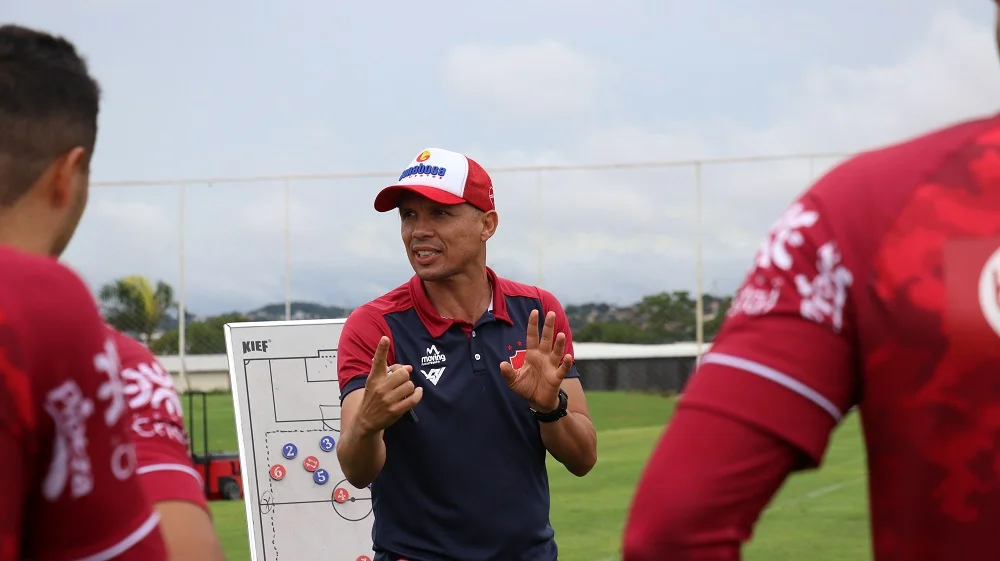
(335, 147, 598, 561)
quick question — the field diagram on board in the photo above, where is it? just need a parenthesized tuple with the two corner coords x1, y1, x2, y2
(226, 320, 374, 561)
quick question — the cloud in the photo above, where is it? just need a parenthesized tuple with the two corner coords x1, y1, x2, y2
(65, 6, 1000, 316)
(475, 7, 1000, 304)
(441, 40, 601, 121)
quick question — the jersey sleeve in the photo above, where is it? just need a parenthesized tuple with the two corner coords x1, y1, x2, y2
(539, 289, 580, 379)
(622, 406, 800, 560)
(337, 306, 394, 401)
(680, 194, 861, 466)
(112, 329, 208, 512)
(15, 260, 166, 561)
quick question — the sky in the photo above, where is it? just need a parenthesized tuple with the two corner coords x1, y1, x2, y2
(7, 0, 1000, 316)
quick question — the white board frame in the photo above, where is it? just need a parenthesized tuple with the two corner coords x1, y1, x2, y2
(224, 318, 374, 561)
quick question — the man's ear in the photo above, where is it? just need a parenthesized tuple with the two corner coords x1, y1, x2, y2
(45, 146, 88, 208)
(481, 209, 499, 242)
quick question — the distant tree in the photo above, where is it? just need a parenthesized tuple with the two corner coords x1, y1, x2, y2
(574, 320, 653, 344)
(704, 296, 732, 341)
(99, 276, 175, 345)
(151, 313, 249, 355)
(634, 290, 697, 342)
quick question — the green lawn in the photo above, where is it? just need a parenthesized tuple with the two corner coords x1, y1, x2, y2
(186, 391, 871, 560)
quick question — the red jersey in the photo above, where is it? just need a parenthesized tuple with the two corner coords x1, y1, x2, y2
(624, 113, 1000, 561)
(109, 328, 208, 512)
(0, 247, 166, 561)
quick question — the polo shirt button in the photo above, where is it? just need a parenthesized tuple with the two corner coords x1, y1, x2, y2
(475, 353, 481, 360)
(472, 331, 477, 337)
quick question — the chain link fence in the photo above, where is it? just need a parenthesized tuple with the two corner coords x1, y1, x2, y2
(65, 152, 852, 385)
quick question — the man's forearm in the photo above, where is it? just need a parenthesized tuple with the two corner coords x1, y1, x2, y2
(335, 423, 386, 489)
(539, 412, 597, 477)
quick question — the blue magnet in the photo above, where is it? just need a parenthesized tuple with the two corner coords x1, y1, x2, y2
(319, 435, 335, 452)
(313, 468, 330, 485)
(282, 443, 298, 459)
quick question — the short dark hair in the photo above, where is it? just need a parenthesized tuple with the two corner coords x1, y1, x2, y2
(0, 24, 101, 205)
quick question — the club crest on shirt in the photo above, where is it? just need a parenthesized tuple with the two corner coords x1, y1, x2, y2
(509, 350, 527, 370)
(978, 246, 1000, 338)
(944, 238, 1000, 345)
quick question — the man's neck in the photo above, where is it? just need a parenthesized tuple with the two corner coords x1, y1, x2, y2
(423, 269, 493, 325)
(0, 209, 52, 257)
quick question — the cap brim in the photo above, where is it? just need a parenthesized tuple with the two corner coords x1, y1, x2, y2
(373, 184, 467, 212)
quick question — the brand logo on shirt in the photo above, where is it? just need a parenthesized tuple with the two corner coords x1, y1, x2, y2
(94, 337, 126, 426)
(978, 246, 1000, 337)
(421, 367, 445, 385)
(42, 380, 96, 501)
(421, 345, 447, 366)
(756, 202, 819, 272)
(123, 360, 183, 418)
(794, 241, 853, 333)
(124, 359, 187, 445)
(243, 340, 269, 353)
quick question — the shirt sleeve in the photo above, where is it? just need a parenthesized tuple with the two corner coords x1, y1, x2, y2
(538, 289, 580, 379)
(679, 194, 861, 466)
(112, 329, 209, 512)
(337, 306, 395, 401)
(622, 406, 799, 561)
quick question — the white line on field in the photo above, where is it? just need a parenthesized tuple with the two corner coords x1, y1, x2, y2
(767, 475, 866, 512)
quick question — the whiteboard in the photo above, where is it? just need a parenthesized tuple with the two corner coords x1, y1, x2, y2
(224, 319, 374, 561)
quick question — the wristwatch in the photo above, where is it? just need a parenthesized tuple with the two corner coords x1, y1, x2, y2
(531, 389, 569, 423)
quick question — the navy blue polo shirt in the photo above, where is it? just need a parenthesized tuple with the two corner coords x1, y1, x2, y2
(337, 267, 580, 561)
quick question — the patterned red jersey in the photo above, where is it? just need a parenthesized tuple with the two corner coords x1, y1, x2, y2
(675, 113, 1000, 560)
(109, 328, 208, 512)
(0, 246, 167, 561)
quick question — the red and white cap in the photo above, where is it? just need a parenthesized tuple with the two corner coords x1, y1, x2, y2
(374, 148, 495, 213)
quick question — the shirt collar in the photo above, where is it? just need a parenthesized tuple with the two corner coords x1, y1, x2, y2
(408, 266, 513, 338)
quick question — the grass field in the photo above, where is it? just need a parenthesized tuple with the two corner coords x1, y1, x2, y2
(184, 391, 872, 560)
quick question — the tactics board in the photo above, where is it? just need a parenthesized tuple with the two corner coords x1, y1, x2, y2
(224, 319, 374, 561)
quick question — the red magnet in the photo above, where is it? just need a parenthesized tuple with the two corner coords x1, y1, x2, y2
(269, 464, 286, 481)
(334, 487, 350, 503)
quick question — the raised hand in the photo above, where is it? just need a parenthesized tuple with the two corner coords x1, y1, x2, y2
(356, 336, 423, 435)
(500, 309, 574, 412)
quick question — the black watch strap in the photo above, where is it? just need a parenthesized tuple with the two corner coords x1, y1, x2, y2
(532, 389, 569, 423)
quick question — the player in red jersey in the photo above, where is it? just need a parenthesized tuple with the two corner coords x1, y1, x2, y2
(110, 329, 227, 560)
(0, 25, 168, 560)
(622, 14, 1000, 561)
(0, 23, 226, 561)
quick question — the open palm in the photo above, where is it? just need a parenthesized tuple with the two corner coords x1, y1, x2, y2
(500, 309, 574, 412)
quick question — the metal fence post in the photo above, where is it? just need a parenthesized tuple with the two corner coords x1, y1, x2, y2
(177, 183, 189, 392)
(284, 179, 292, 321)
(694, 162, 704, 368)
(536, 170, 544, 288)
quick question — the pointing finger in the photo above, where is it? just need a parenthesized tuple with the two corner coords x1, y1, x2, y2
(370, 336, 390, 378)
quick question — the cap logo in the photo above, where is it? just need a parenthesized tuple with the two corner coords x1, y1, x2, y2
(416, 150, 431, 163)
(399, 163, 447, 182)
